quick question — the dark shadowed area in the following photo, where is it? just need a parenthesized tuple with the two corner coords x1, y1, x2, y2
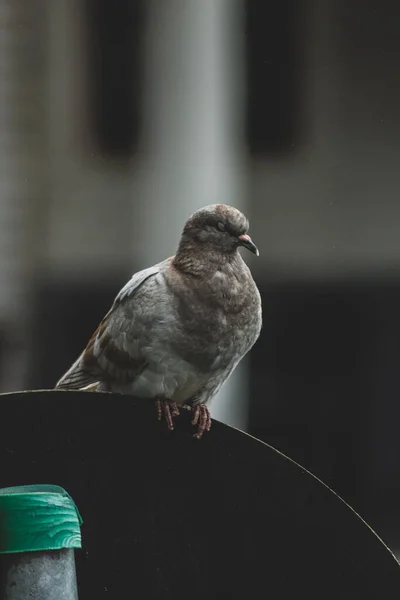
(1, 391, 400, 599)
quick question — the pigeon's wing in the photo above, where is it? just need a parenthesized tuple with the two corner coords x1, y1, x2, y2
(111, 263, 163, 307)
(55, 262, 165, 390)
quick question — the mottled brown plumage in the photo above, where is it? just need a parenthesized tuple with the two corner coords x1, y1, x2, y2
(56, 204, 262, 438)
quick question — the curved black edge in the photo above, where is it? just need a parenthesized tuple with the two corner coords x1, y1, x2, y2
(4, 389, 398, 562)
(0, 389, 399, 599)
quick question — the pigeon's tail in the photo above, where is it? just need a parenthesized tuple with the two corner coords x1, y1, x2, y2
(55, 353, 100, 391)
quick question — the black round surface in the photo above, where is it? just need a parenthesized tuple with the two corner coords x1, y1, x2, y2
(0, 390, 399, 599)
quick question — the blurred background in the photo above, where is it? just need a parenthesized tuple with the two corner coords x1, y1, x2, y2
(1, 0, 400, 552)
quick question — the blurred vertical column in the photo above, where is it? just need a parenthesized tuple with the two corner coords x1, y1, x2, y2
(138, 0, 250, 429)
(0, 1, 47, 391)
(46, 0, 134, 280)
(30, 0, 144, 388)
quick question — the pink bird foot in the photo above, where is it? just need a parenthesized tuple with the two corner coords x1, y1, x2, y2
(191, 404, 212, 439)
(155, 399, 180, 430)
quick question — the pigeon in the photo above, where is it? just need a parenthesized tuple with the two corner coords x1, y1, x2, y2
(56, 204, 262, 438)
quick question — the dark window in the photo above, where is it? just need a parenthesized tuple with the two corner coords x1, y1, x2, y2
(85, 0, 145, 157)
(244, 0, 303, 155)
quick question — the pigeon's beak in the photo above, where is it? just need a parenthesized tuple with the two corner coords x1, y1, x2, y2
(238, 234, 259, 256)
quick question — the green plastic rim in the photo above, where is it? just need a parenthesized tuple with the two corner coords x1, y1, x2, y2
(0, 484, 82, 554)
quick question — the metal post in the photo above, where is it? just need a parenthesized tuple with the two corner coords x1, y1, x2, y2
(0, 485, 82, 600)
(1, 549, 78, 600)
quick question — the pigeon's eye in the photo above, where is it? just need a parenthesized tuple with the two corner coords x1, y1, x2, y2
(216, 221, 226, 232)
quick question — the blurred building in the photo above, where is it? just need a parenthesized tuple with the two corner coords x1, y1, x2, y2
(1, 0, 400, 549)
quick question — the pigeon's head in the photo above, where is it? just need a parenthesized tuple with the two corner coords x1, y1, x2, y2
(181, 204, 259, 256)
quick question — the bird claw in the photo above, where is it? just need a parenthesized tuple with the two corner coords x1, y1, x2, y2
(171, 402, 180, 417)
(155, 399, 180, 430)
(155, 399, 211, 438)
(191, 404, 212, 439)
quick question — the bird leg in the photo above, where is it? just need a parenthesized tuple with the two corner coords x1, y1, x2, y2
(155, 399, 180, 430)
(191, 404, 212, 439)
(155, 399, 210, 437)
(170, 402, 180, 417)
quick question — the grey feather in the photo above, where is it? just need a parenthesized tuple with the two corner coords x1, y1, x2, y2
(113, 262, 164, 305)
(55, 354, 97, 390)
